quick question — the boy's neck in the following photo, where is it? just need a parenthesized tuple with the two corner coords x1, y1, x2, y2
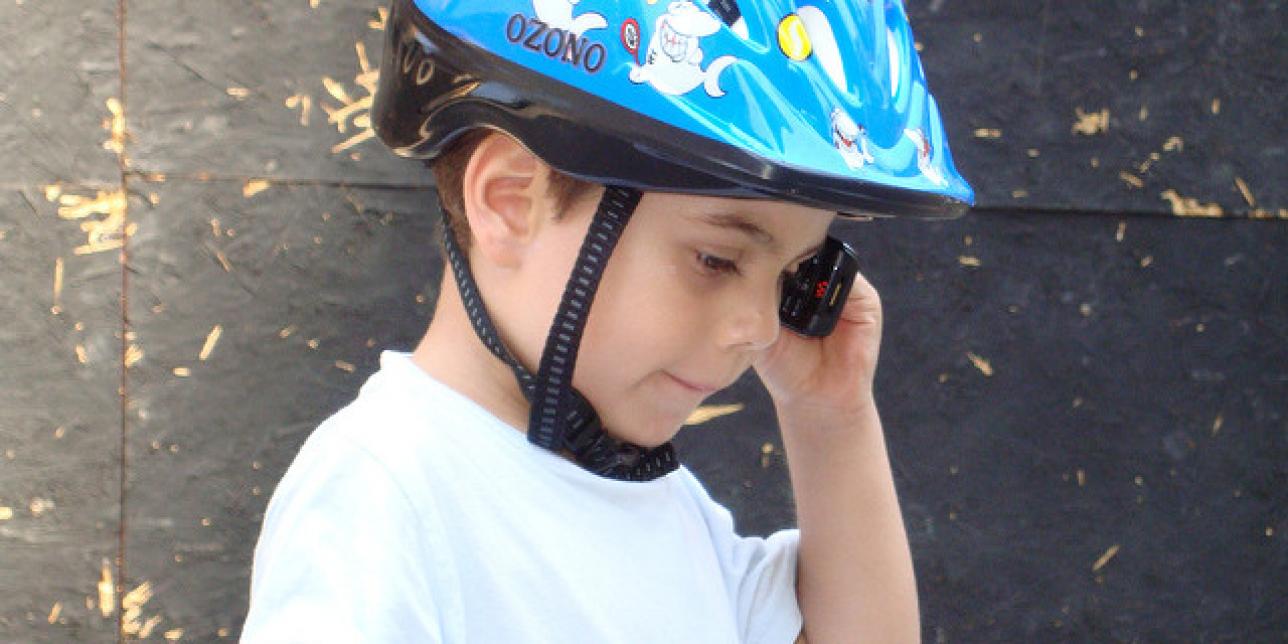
(411, 268, 532, 435)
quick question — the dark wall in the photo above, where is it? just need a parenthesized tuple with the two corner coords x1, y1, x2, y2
(0, 1, 1282, 641)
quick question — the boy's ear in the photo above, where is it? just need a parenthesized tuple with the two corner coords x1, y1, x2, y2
(460, 132, 545, 269)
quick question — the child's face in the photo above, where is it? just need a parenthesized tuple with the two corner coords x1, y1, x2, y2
(565, 190, 835, 447)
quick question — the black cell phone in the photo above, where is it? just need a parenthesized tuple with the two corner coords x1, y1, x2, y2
(778, 236, 859, 337)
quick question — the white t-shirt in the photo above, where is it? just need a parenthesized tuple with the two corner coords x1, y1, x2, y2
(242, 351, 803, 643)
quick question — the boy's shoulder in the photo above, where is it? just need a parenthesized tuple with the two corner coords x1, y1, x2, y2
(301, 350, 499, 472)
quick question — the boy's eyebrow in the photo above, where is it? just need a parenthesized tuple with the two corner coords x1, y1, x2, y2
(699, 212, 779, 251)
(699, 212, 823, 262)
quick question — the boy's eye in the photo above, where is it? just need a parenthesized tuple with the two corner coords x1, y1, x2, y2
(696, 251, 739, 275)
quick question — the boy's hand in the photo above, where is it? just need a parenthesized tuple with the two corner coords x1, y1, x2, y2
(753, 270, 883, 421)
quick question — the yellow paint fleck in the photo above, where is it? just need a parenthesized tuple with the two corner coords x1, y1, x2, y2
(307, 338, 320, 350)
(966, 352, 993, 376)
(218, 626, 231, 637)
(1026, 148, 1040, 158)
(1140, 255, 1153, 268)
(122, 581, 152, 616)
(1079, 303, 1092, 317)
(760, 442, 777, 468)
(278, 325, 297, 339)
(44, 183, 63, 201)
(0, 507, 12, 520)
(1115, 221, 1126, 242)
(309, 0, 319, 7)
(164, 628, 185, 641)
(1133, 25, 1145, 37)
(57, 189, 129, 255)
(200, 325, 223, 361)
(1076, 469, 1086, 487)
(201, 517, 212, 527)
(1118, 171, 1143, 189)
(1160, 189, 1223, 217)
(1089, 157, 1100, 168)
(173, 367, 191, 377)
(53, 257, 64, 313)
(1210, 98, 1221, 114)
(1234, 178, 1256, 207)
(370, 6, 389, 30)
(684, 403, 744, 426)
(1267, 527, 1275, 537)
(242, 179, 271, 198)
(1212, 413, 1223, 436)
(335, 360, 356, 373)
(1010, 188, 1028, 199)
(1137, 105, 1148, 121)
(54, 426, 66, 439)
(48, 601, 62, 624)
(102, 97, 126, 154)
(285, 93, 313, 126)
(958, 255, 981, 267)
(318, 41, 380, 154)
(212, 247, 233, 272)
(1128, 69, 1138, 81)
(97, 560, 115, 618)
(1072, 107, 1110, 135)
(75, 344, 88, 364)
(226, 86, 250, 99)
(1162, 136, 1184, 152)
(972, 128, 1002, 139)
(210, 218, 222, 237)
(124, 344, 144, 368)
(29, 497, 53, 516)
(1092, 544, 1120, 572)
(138, 615, 164, 639)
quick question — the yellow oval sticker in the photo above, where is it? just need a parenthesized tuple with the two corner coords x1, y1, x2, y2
(778, 14, 812, 61)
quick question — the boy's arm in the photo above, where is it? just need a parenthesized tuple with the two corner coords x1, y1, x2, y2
(779, 399, 918, 643)
(754, 271, 919, 643)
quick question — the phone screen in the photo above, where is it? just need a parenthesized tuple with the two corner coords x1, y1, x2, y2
(778, 236, 859, 337)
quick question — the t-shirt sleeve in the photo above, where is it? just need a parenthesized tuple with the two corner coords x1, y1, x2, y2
(241, 426, 452, 643)
(678, 469, 803, 644)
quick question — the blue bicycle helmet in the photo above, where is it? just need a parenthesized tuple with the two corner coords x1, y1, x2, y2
(372, 0, 973, 481)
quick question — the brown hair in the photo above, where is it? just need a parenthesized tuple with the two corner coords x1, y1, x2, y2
(430, 129, 597, 254)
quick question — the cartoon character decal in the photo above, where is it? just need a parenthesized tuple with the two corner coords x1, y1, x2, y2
(629, 1, 738, 97)
(533, 0, 607, 36)
(904, 128, 946, 186)
(830, 108, 874, 170)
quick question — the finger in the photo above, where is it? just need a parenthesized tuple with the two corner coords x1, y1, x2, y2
(838, 270, 881, 323)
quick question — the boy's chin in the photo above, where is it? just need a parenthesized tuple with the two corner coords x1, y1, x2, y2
(601, 413, 686, 450)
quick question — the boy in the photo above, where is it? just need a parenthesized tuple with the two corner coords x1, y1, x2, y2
(243, 0, 973, 642)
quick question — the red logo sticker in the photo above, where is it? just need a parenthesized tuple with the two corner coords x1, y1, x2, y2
(621, 18, 641, 64)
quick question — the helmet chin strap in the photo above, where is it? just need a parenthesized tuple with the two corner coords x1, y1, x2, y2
(441, 185, 678, 482)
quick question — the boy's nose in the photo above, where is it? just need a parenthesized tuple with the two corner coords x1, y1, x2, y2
(717, 288, 781, 353)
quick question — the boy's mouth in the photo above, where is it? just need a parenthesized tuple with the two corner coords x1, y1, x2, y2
(665, 372, 720, 395)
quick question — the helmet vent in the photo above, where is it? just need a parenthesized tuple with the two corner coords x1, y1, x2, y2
(796, 6, 846, 92)
(706, 0, 749, 39)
